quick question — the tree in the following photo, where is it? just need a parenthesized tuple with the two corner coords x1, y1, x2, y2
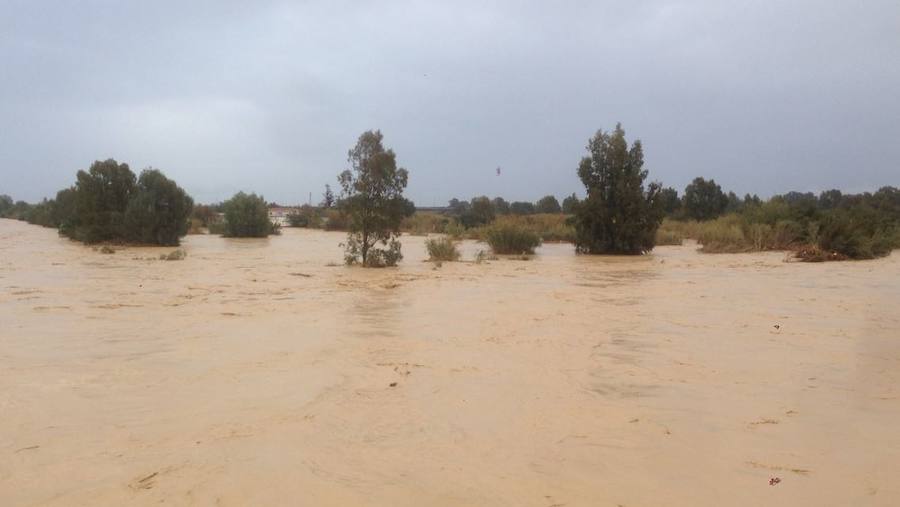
(68, 159, 137, 243)
(221, 191, 277, 237)
(572, 123, 664, 254)
(321, 184, 335, 208)
(0, 194, 12, 216)
(561, 193, 579, 214)
(459, 195, 495, 228)
(492, 197, 510, 215)
(535, 195, 561, 213)
(509, 201, 535, 215)
(658, 187, 680, 215)
(682, 177, 728, 221)
(338, 130, 413, 267)
(123, 169, 194, 245)
(52, 187, 76, 232)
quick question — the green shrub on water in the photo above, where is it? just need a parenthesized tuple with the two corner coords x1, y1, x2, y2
(424, 236, 461, 261)
(484, 223, 542, 255)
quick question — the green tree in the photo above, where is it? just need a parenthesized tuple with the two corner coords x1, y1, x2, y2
(221, 191, 277, 237)
(561, 193, 579, 214)
(491, 197, 510, 215)
(535, 195, 562, 213)
(658, 187, 680, 215)
(682, 177, 728, 221)
(69, 159, 137, 242)
(573, 123, 664, 254)
(123, 169, 193, 245)
(52, 187, 77, 233)
(459, 195, 495, 228)
(509, 201, 535, 215)
(338, 130, 413, 267)
(0, 194, 12, 216)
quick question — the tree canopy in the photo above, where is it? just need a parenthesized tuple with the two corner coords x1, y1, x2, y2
(339, 130, 413, 267)
(682, 177, 728, 221)
(221, 192, 277, 237)
(572, 123, 664, 254)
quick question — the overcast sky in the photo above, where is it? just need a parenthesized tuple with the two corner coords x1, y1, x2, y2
(1, 0, 897, 206)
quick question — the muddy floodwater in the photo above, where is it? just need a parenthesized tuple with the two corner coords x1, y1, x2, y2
(1, 218, 899, 506)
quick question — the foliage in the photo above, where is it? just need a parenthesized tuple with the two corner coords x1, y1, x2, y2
(338, 130, 413, 267)
(458, 196, 495, 228)
(492, 197, 510, 214)
(123, 169, 193, 245)
(287, 205, 319, 227)
(572, 123, 664, 254)
(221, 192, 278, 237)
(682, 177, 728, 221)
(401, 212, 449, 235)
(425, 236, 461, 261)
(535, 195, 562, 214)
(561, 193, 579, 214)
(659, 187, 680, 216)
(67, 159, 137, 243)
(484, 222, 542, 254)
(655, 222, 684, 246)
(0, 194, 12, 216)
(321, 184, 336, 208)
(509, 201, 535, 215)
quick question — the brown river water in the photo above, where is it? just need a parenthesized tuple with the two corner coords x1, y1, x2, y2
(1, 218, 899, 506)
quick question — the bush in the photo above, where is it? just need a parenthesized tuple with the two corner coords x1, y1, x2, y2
(655, 227, 683, 246)
(425, 236, 461, 261)
(221, 192, 278, 237)
(323, 208, 350, 231)
(484, 223, 542, 254)
(816, 209, 895, 259)
(402, 212, 450, 235)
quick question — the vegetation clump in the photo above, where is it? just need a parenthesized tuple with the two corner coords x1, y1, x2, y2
(484, 223, 542, 255)
(160, 248, 187, 261)
(1, 160, 193, 246)
(339, 130, 414, 267)
(572, 123, 664, 254)
(220, 192, 279, 237)
(425, 236, 461, 262)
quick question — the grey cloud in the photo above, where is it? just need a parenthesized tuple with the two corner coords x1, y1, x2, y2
(1, 0, 897, 204)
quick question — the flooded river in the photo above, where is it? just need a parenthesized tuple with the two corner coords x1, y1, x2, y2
(1, 218, 899, 506)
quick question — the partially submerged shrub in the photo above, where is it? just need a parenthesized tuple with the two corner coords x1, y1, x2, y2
(425, 236, 460, 261)
(402, 212, 449, 236)
(654, 226, 683, 246)
(221, 192, 278, 237)
(160, 248, 186, 261)
(484, 223, 542, 255)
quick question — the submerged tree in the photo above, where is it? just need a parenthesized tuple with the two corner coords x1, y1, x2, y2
(123, 169, 194, 245)
(68, 159, 137, 243)
(338, 130, 413, 267)
(573, 123, 664, 254)
(221, 191, 278, 237)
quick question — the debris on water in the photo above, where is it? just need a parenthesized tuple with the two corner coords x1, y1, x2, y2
(769, 477, 781, 486)
(389, 382, 398, 387)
